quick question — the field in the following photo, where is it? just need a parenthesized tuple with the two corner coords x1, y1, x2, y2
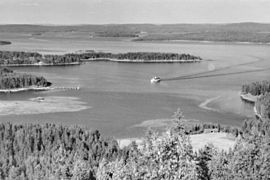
(118, 132, 236, 151)
(190, 132, 235, 151)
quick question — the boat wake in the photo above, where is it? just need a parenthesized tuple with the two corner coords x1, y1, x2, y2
(199, 96, 221, 112)
(162, 56, 267, 81)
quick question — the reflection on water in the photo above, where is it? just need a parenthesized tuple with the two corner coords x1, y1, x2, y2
(0, 41, 270, 138)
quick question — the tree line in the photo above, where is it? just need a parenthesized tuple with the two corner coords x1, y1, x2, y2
(74, 51, 202, 61)
(0, 68, 51, 89)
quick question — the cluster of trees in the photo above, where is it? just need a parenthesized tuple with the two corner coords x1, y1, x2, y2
(242, 80, 270, 96)
(0, 68, 51, 89)
(1, 107, 269, 179)
(256, 92, 270, 119)
(76, 51, 202, 61)
(42, 54, 80, 65)
(0, 51, 81, 66)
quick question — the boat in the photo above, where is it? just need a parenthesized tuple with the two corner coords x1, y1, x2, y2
(31, 97, 45, 102)
(151, 76, 161, 83)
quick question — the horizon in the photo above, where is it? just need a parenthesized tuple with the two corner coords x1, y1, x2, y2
(0, 22, 270, 26)
(0, 0, 270, 24)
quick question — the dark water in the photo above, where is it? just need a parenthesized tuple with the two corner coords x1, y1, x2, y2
(0, 40, 270, 138)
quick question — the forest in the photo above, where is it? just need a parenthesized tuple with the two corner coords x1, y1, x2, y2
(0, 68, 51, 89)
(0, 107, 269, 179)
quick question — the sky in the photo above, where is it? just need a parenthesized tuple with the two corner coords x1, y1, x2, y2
(0, 0, 269, 24)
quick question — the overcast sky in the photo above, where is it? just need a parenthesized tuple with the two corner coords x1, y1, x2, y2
(0, 0, 269, 24)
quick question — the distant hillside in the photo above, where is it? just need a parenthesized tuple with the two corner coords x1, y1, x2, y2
(1, 23, 270, 43)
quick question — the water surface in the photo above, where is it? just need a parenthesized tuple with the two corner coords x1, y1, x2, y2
(0, 39, 269, 138)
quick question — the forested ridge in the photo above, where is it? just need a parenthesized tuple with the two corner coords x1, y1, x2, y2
(1, 23, 270, 43)
(0, 68, 51, 89)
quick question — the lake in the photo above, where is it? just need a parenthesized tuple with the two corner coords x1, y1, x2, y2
(0, 38, 270, 138)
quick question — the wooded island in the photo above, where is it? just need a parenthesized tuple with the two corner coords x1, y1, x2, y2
(0, 68, 51, 91)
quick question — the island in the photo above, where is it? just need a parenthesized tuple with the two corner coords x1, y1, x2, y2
(0, 50, 201, 66)
(0, 41, 11, 45)
(0, 68, 52, 92)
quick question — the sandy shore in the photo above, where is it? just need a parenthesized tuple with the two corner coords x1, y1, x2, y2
(0, 96, 89, 116)
(82, 58, 201, 63)
(0, 86, 51, 93)
(240, 93, 259, 103)
(0, 62, 81, 67)
(117, 132, 235, 151)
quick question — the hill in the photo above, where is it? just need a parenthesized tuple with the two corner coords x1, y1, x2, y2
(1, 23, 270, 43)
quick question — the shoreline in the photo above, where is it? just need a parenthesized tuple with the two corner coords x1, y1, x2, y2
(137, 39, 270, 46)
(0, 86, 81, 93)
(240, 92, 262, 118)
(240, 92, 258, 104)
(0, 62, 81, 67)
(81, 58, 201, 63)
(0, 86, 51, 93)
